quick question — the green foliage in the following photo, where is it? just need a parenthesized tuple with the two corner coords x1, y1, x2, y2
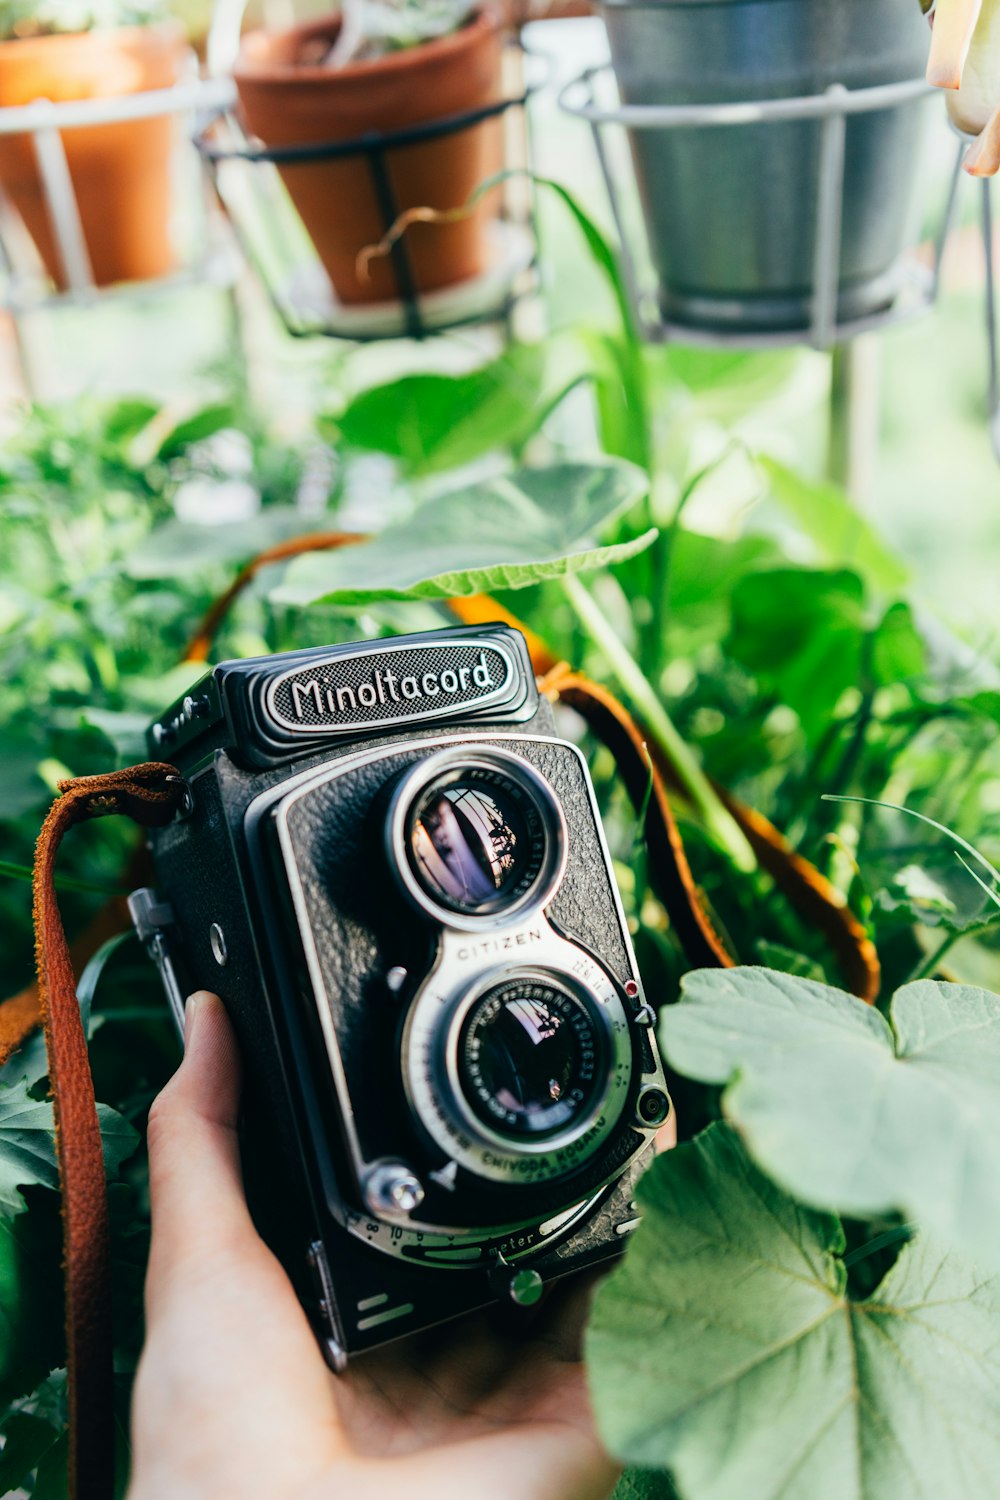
(271, 462, 655, 607)
(662, 967, 1000, 1266)
(588, 1124, 1000, 1500)
(327, 345, 563, 477)
(0, 1081, 137, 1216)
(0, 0, 167, 37)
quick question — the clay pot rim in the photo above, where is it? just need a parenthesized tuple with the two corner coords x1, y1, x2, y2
(234, 6, 502, 86)
(0, 20, 186, 53)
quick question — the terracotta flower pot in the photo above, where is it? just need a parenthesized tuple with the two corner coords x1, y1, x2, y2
(0, 23, 188, 291)
(234, 9, 504, 306)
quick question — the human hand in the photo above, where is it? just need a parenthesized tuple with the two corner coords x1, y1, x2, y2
(129, 991, 673, 1500)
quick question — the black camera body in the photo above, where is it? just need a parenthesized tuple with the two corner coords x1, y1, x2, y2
(132, 623, 669, 1366)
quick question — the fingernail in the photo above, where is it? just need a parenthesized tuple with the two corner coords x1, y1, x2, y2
(184, 993, 201, 1048)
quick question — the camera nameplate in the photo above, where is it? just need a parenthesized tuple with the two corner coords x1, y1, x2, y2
(263, 636, 520, 738)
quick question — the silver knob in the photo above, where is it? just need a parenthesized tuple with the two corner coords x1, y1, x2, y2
(364, 1160, 425, 1218)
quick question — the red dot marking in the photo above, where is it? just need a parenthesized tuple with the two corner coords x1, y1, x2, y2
(625, 981, 639, 998)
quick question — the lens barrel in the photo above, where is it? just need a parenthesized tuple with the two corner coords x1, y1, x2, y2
(458, 975, 608, 1141)
(386, 748, 567, 927)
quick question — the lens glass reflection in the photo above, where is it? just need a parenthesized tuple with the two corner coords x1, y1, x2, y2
(407, 768, 544, 915)
(459, 978, 604, 1139)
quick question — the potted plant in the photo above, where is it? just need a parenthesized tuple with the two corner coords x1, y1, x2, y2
(0, 1, 189, 291)
(233, 0, 505, 306)
(599, 0, 932, 334)
(923, 0, 1000, 174)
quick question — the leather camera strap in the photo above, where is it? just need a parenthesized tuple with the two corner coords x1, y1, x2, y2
(29, 765, 184, 1500)
(2, 532, 879, 1500)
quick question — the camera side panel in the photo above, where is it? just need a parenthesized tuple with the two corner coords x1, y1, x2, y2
(262, 732, 654, 1236)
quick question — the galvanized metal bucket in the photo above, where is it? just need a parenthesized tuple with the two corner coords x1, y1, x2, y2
(600, 0, 932, 333)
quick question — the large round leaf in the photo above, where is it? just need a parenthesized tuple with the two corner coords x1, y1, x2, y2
(660, 967, 1000, 1266)
(270, 461, 653, 607)
(587, 1123, 1000, 1500)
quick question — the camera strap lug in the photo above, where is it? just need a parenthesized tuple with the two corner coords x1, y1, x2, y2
(128, 887, 186, 1034)
(306, 1240, 347, 1373)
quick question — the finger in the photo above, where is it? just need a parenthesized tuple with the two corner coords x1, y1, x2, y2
(654, 1108, 677, 1154)
(145, 991, 256, 1284)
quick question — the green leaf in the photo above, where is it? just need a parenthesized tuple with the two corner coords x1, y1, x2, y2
(872, 600, 927, 685)
(0, 741, 48, 820)
(587, 1123, 1000, 1500)
(155, 402, 236, 462)
(0, 1081, 139, 1217)
(758, 457, 908, 592)
(753, 940, 826, 982)
(271, 462, 654, 608)
(661, 967, 1000, 1264)
(726, 568, 866, 740)
(665, 531, 783, 653)
(102, 398, 160, 448)
(612, 1470, 679, 1500)
(78, 708, 150, 763)
(875, 863, 958, 929)
(0, 1412, 63, 1493)
(0, 1205, 63, 1404)
(330, 344, 553, 476)
(124, 506, 310, 581)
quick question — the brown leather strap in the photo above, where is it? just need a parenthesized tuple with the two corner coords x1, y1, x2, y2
(539, 664, 735, 972)
(33, 764, 183, 1500)
(0, 895, 135, 1069)
(716, 786, 880, 1003)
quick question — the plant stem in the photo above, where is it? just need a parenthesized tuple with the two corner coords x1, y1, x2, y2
(905, 913, 1000, 985)
(843, 1223, 915, 1268)
(562, 573, 756, 873)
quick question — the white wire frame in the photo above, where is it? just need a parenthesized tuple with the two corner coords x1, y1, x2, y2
(0, 76, 238, 308)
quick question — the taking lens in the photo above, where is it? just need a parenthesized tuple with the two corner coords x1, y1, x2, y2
(404, 764, 548, 917)
(458, 976, 607, 1140)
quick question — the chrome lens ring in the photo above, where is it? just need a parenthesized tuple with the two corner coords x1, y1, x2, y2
(401, 941, 635, 1187)
(385, 746, 568, 931)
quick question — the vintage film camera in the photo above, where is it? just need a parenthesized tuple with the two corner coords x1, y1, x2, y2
(130, 623, 670, 1365)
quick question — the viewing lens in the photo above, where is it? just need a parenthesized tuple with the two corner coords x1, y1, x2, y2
(458, 977, 606, 1140)
(405, 765, 547, 916)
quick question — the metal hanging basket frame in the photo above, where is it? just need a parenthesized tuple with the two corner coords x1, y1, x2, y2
(195, 36, 546, 344)
(558, 64, 964, 353)
(0, 73, 240, 397)
(0, 76, 238, 307)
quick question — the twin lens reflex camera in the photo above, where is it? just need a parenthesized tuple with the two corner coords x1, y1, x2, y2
(130, 623, 670, 1366)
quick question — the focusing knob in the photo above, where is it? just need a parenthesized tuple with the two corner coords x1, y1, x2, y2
(489, 1255, 545, 1307)
(364, 1160, 426, 1219)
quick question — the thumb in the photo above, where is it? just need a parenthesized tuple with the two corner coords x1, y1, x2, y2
(145, 991, 256, 1298)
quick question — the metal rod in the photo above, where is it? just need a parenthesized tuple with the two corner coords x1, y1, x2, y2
(0, 78, 234, 136)
(982, 178, 1000, 458)
(811, 85, 848, 350)
(828, 336, 880, 506)
(931, 137, 967, 301)
(588, 111, 649, 338)
(32, 123, 94, 293)
(559, 67, 933, 129)
(199, 90, 531, 165)
(207, 0, 249, 80)
(367, 142, 424, 341)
